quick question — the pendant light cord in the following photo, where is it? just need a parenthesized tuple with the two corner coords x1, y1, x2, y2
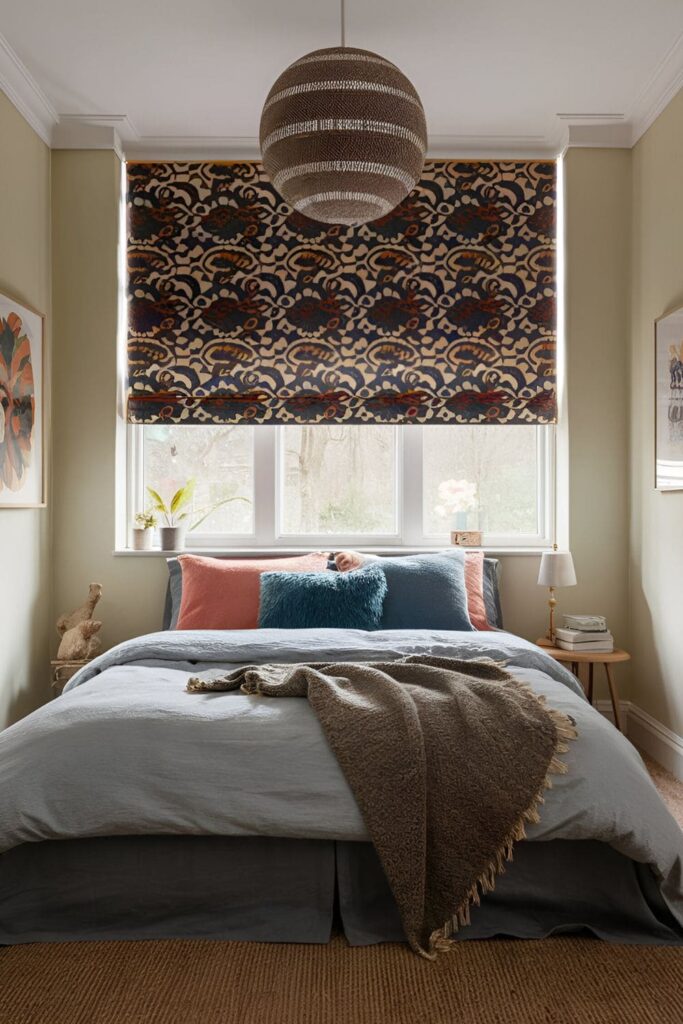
(340, 0, 346, 47)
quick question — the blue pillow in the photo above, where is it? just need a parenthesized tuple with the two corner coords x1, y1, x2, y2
(327, 552, 489, 630)
(371, 551, 473, 631)
(258, 564, 387, 630)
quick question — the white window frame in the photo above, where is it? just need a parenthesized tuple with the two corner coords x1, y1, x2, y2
(123, 422, 554, 552)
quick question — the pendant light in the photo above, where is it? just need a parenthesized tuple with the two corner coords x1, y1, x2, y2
(259, 0, 427, 226)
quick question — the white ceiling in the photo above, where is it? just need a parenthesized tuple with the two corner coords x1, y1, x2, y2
(1, 0, 682, 156)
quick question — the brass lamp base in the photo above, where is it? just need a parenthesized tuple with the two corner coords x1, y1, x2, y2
(544, 586, 556, 644)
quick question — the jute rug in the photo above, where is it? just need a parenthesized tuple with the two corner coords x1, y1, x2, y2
(1, 934, 682, 1024)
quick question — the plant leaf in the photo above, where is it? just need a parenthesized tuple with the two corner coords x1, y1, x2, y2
(170, 479, 195, 515)
(189, 495, 249, 532)
(146, 487, 167, 513)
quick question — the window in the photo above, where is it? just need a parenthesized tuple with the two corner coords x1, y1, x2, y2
(126, 423, 553, 550)
(280, 426, 397, 536)
(142, 425, 254, 535)
(422, 425, 540, 537)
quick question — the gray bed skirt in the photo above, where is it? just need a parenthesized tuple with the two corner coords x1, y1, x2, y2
(0, 836, 680, 947)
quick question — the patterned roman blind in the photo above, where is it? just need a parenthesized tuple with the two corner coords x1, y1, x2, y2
(126, 159, 556, 424)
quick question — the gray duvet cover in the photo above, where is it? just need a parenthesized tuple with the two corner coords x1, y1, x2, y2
(1, 628, 682, 931)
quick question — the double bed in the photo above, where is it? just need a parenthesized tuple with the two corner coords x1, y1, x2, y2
(1, 626, 682, 948)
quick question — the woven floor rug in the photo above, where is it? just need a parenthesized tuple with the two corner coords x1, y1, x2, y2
(1, 934, 682, 1024)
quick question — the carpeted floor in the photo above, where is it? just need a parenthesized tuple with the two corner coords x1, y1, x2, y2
(1, 933, 683, 1024)
(642, 753, 683, 826)
(1, 756, 682, 1024)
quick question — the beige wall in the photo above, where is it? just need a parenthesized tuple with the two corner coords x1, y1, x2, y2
(499, 151, 632, 692)
(629, 89, 683, 735)
(48, 147, 633, 695)
(562, 148, 632, 698)
(51, 151, 169, 650)
(0, 92, 52, 727)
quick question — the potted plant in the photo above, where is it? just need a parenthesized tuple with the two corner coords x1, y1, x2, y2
(147, 479, 248, 552)
(132, 511, 157, 551)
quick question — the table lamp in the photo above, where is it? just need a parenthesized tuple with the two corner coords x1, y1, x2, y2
(537, 545, 577, 644)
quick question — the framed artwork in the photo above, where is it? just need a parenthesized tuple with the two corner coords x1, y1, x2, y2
(655, 306, 683, 490)
(0, 291, 46, 508)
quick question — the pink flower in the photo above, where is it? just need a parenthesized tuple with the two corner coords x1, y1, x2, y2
(435, 478, 477, 514)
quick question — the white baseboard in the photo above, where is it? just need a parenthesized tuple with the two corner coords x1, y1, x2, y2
(594, 699, 683, 781)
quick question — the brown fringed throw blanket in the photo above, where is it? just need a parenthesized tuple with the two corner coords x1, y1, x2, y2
(187, 655, 577, 958)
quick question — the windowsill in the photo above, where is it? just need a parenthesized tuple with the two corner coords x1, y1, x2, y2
(113, 546, 547, 558)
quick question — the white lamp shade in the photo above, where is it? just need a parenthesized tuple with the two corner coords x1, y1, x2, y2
(537, 550, 577, 588)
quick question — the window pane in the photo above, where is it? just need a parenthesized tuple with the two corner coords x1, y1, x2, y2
(280, 425, 397, 536)
(423, 426, 539, 536)
(142, 425, 254, 535)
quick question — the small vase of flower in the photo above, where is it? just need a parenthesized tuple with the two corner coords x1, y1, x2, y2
(132, 511, 157, 551)
(434, 479, 479, 535)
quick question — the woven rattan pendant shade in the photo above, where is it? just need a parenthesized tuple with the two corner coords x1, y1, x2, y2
(259, 46, 427, 226)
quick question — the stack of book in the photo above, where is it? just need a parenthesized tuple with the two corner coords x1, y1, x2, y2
(554, 614, 613, 653)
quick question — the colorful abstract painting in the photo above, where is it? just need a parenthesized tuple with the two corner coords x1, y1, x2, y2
(655, 307, 683, 489)
(126, 160, 557, 425)
(0, 293, 45, 507)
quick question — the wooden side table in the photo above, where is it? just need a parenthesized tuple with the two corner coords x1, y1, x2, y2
(535, 642, 630, 732)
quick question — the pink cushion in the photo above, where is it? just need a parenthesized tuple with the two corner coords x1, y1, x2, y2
(175, 552, 329, 630)
(464, 550, 490, 630)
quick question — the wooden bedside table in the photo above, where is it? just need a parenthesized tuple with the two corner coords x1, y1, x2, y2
(51, 660, 90, 696)
(535, 642, 630, 732)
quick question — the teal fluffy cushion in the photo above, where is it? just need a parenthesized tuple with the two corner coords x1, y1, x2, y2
(258, 564, 387, 630)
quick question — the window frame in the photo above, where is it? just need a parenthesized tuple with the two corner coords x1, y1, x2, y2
(124, 422, 554, 552)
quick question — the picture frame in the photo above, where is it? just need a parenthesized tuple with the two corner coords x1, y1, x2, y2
(655, 307, 683, 490)
(0, 291, 46, 508)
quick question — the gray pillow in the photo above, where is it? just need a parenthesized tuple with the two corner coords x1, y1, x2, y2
(162, 558, 183, 630)
(482, 558, 503, 630)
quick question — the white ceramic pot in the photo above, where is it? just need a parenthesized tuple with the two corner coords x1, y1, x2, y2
(159, 525, 186, 552)
(132, 527, 153, 551)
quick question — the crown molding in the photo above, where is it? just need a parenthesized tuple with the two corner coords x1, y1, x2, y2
(0, 30, 57, 144)
(1, 22, 682, 158)
(557, 114, 634, 151)
(52, 114, 135, 160)
(57, 119, 648, 161)
(124, 131, 557, 161)
(629, 30, 683, 145)
(125, 135, 261, 161)
(427, 133, 553, 158)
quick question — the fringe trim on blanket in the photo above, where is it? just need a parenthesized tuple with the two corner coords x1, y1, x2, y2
(424, 683, 578, 961)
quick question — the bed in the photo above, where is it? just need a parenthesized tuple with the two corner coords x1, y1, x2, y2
(1, 626, 682, 947)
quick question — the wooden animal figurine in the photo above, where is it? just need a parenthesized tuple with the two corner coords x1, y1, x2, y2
(56, 584, 103, 637)
(56, 620, 102, 661)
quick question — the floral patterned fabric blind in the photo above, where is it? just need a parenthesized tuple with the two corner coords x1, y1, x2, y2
(126, 160, 556, 424)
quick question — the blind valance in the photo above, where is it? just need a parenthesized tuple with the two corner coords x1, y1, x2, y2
(126, 159, 556, 425)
